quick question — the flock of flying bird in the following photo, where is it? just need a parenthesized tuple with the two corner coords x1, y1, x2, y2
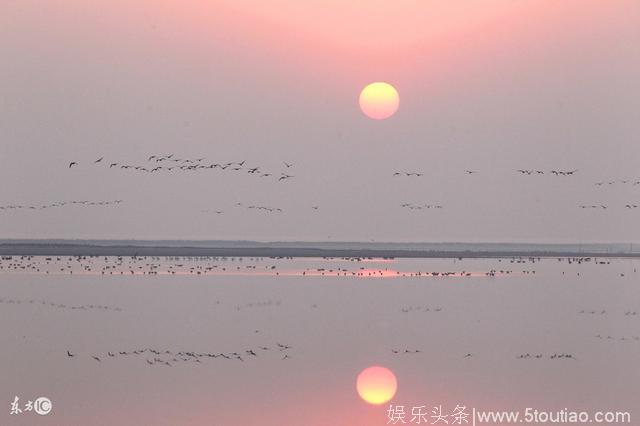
(201, 201, 323, 215)
(0, 297, 122, 312)
(516, 169, 578, 176)
(394, 167, 638, 213)
(2, 159, 634, 217)
(400, 305, 444, 313)
(392, 168, 580, 177)
(69, 154, 296, 182)
(0, 200, 123, 211)
(516, 353, 576, 360)
(513, 169, 639, 210)
(578, 309, 638, 316)
(66, 342, 294, 366)
(235, 299, 282, 311)
(390, 349, 578, 361)
(400, 203, 443, 211)
(202, 203, 285, 215)
(595, 179, 640, 186)
(579, 204, 638, 210)
(595, 334, 640, 342)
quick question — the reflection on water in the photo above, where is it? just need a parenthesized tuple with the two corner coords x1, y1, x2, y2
(357, 366, 398, 405)
(0, 256, 638, 425)
(0, 255, 529, 278)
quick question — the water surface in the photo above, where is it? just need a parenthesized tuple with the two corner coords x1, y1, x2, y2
(0, 256, 638, 425)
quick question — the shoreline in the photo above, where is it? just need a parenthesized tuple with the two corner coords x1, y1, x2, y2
(0, 242, 638, 258)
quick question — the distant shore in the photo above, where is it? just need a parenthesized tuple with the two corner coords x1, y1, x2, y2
(0, 240, 638, 258)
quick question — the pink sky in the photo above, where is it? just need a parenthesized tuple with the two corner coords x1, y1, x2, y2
(1, 1, 639, 242)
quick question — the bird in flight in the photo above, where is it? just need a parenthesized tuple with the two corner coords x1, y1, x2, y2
(69, 162, 77, 168)
(94, 157, 104, 163)
(283, 162, 293, 168)
(551, 169, 578, 176)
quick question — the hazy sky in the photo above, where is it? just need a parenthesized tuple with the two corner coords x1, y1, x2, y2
(1, 0, 639, 242)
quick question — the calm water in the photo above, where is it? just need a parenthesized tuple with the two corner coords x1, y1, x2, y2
(0, 256, 638, 425)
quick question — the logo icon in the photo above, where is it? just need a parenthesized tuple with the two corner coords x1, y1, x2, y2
(33, 397, 52, 415)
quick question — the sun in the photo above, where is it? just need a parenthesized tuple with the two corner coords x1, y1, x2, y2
(356, 366, 398, 405)
(359, 82, 400, 120)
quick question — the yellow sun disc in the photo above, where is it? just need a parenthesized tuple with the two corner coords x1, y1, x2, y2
(359, 82, 400, 120)
(356, 366, 398, 405)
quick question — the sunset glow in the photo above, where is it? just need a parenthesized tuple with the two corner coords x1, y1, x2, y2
(1, 0, 639, 424)
(356, 366, 398, 405)
(359, 82, 400, 120)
